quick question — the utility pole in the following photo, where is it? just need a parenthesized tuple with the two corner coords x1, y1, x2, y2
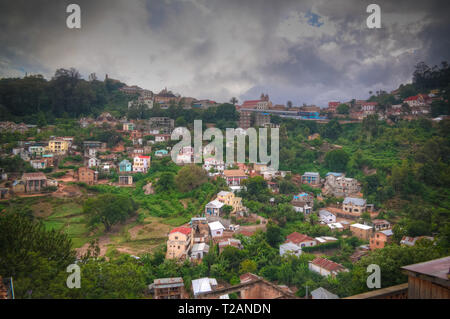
(305, 285, 308, 299)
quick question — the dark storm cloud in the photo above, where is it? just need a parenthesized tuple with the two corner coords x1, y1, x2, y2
(0, 0, 449, 106)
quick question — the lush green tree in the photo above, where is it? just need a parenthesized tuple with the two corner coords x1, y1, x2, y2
(0, 213, 76, 298)
(337, 104, 350, 114)
(175, 164, 208, 192)
(239, 259, 257, 275)
(265, 222, 283, 247)
(242, 176, 268, 198)
(324, 149, 350, 172)
(50, 257, 147, 298)
(279, 179, 298, 194)
(362, 114, 379, 138)
(83, 194, 138, 231)
(321, 119, 342, 140)
(155, 172, 176, 193)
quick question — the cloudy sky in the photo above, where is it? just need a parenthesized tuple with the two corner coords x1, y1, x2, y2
(0, 0, 449, 107)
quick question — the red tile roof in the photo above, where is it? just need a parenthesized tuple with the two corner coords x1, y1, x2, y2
(328, 102, 340, 108)
(285, 232, 315, 245)
(241, 100, 264, 108)
(404, 95, 420, 101)
(311, 257, 347, 272)
(170, 227, 191, 235)
(223, 169, 247, 177)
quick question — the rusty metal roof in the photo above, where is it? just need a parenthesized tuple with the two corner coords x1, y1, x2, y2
(402, 256, 450, 281)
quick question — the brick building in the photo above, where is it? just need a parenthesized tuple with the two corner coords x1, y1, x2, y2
(151, 277, 186, 299)
(350, 223, 373, 241)
(370, 229, 393, 250)
(78, 167, 98, 185)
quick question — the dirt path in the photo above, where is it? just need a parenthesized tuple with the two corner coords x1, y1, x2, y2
(239, 214, 268, 234)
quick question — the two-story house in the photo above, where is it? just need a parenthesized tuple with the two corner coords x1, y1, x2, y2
(166, 227, 192, 260)
(133, 155, 151, 173)
(216, 191, 244, 215)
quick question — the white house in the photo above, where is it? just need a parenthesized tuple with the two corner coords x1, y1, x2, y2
(285, 232, 317, 248)
(208, 221, 225, 238)
(309, 257, 348, 278)
(319, 210, 336, 224)
(279, 242, 302, 257)
(87, 157, 100, 168)
(203, 157, 225, 174)
(86, 148, 97, 157)
(205, 200, 224, 217)
(191, 243, 210, 260)
(30, 159, 46, 170)
(155, 134, 170, 143)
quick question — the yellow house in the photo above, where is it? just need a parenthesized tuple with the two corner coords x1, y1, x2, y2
(216, 191, 244, 214)
(166, 227, 192, 260)
(47, 139, 69, 155)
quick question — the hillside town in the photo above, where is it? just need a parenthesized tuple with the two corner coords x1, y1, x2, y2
(1, 63, 449, 300)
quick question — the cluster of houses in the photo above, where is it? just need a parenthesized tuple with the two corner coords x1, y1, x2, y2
(166, 189, 248, 262)
(0, 121, 33, 134)
(325, 89, 443, 120)
(1, 114, 184, 195)
(119, 84, 218, 111)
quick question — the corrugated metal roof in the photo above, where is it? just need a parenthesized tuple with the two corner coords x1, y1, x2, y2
(402, 256, 450, 280)
(311, 287, 339, 299)
(192, 278, 217, 295)
(154, 277, 184, 289)
(350, 223, 373, 230)
(208, 221, 225, 231)
(343, 197, 366, 206)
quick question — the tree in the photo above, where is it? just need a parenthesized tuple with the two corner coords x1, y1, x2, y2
(88, 73, 98, 81)
(230, 97, 238, 105)
(431, 100, 449, 117)
(242, 176, 268, 197)
(324, 149, 349, 172)
(175, 165, 208, 192)
(36, 111, 47, 127)
(49, 256, 146, 299)
(322, 119, 342, 139)
(239, 259, 257, 275)
(84, 194, 138, 231)
(287, 101, 293, 108)
(279, 180, 298, 194)
(362, 114, 379, 138)
(0, 213, 76, 298)
(336, 104, 350, 114)
(222, 205, 233, 217)
(155, 172, 176, 193)
(265, 222, 283, 247)
(401, 102, 411, 114)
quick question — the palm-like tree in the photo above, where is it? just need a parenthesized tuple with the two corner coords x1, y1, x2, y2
(230, 97, 238, 105)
